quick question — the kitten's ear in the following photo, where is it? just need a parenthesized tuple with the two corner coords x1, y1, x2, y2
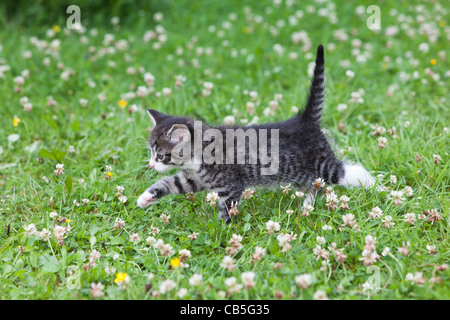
(147, 109, 167, 127)
(167, 124, 191, 143)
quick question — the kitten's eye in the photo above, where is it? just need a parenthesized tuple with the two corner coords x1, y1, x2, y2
(157, 154, 165, 161)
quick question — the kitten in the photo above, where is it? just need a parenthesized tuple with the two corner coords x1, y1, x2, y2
(137, 45, 377, 223)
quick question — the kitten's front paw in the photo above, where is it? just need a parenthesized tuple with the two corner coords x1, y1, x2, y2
(137, 191, 157, 208)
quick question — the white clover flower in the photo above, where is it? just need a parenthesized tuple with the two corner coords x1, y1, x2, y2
(206, 192, 219, 206)
(382, 215, 395, 228)
(433, 154, 442, 164)
(378, 136, 388, 148)
(221, 255, 236, 271)
(223, 115, 235, 125)
(404, 186, 413, 197)
(203, 81, 214, 90)
(162, 87, 172, 97)
(342, 213, 355, 226)
(313, 245, 330, 260)
(277, 234, 293, 252)
(252, 247, 266, 261)
(160, 213, 171, 224)
(418, 42, 429, 53)
(153, 12, 163, 22)
(359, 249, 379, 266)
(241, 271, 256, 289)
(91, 282, 105, 298)
(144, 73, 155, 86)
(295, 273, 313, 289)
(129, 233, 140, 243)
(313, 290, 328, 300)
(159, 279, 177, 294)
(269, 100, 279, 110)
(54, 163, 64, 176)
(114, 218, 125, 230)
(38, 228, 52, 241)
(177, 288, 188, 298)
(53, 225, 69, 240)
(368, 206, 383, 219)
(189, 274, 203, 286)
(316, 236, 326, 245)
(146, 236, 156, 245)
(337, 103, 347, 112)
(103, 266, 115, 275)
(224, 277, 242, 294)
(313, 178, 325, 190)
(160, 243, 174, 257)
(266, 220, 280, 234)
(79, 98, 88, 107)
(295, 191, 304, 198)
(389, 190, 405, 206)
(178, 249, 192, 262)
(242, 188, 256, 200)
(381, 247, 391, 256)
(274, 93, 283, 101)
(404, 213, 416, 225)
(23, 224, 37, 236)
(345, 70, 355, 78)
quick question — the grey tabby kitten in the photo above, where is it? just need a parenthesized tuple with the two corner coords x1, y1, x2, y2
(137, 45, 377, 223)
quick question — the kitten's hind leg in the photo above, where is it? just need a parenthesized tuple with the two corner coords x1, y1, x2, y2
(293, 183, 316, 208)
(214, 188, 244, 224)
(302, 191, 316, 208)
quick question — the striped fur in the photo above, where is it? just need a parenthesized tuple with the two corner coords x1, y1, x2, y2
(137, 45, 377, 223)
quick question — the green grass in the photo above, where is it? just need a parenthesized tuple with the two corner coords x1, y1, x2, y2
(0, 0, 448, 300)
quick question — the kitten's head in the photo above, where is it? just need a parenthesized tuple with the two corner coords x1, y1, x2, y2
(146, 109, 194, 172)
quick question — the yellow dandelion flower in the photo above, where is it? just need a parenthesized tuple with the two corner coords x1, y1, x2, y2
(107, 172, 113, 177)
(13, 116, 20, 127)
(118, 100, 128, 108)
(430, 59, 437, 65)
(169, 258, 181, 269)
(66, 219, 72, 223)
(52, 25, 61, 33)
(114, 272, 128, 284)
(439, 21, 446, 28)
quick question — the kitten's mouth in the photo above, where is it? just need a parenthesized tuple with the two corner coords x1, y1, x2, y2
(151, 163, 172, 173)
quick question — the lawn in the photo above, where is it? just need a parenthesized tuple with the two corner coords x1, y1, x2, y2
(0, 0, 448, 300)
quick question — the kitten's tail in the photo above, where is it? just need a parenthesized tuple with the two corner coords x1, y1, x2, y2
(300, 45, 325, 125)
